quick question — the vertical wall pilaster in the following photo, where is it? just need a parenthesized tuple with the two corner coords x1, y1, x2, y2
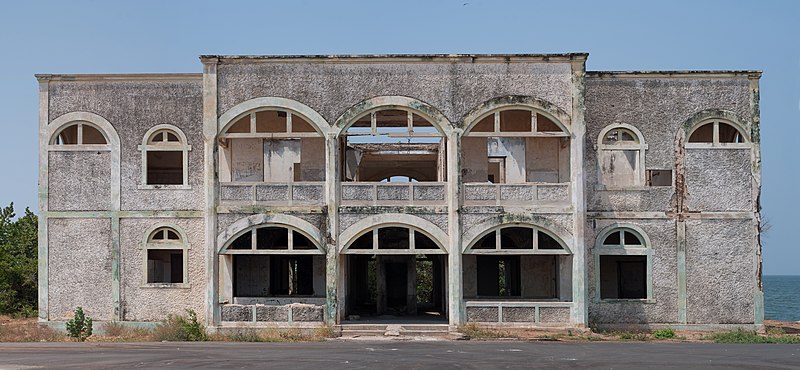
(36, 77, 49, 321)
(749, 75, 764, 326)
(202, 58, 219, 326)
(676, 220, 687, 323)
(447, 130, 463, 327)
(569, 58, 588, 327)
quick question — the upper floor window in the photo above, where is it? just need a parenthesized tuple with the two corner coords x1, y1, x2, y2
(687, 119, 749, 146)
(219, 110, 325, 183)
(139, 125, 191, 188)
(596, 124, 647, 189)
(462, 108, 570, 184)
(50, 121, 108, 146)
(145, 225, 189, 287)
(342, 108, 445, 182)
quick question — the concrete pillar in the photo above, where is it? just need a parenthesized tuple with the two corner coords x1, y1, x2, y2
(202, 58, 220, 326)
(446, 130, 463, 327)
(325, 133, 340, 324)
(569, 58, 588, 327)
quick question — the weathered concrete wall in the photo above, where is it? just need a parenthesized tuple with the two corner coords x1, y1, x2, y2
(48, 79, 204, 211)
(217, 62, 574, 127)
(587, 219, 678, 324)
(48, 151, 111, 211)
(584, 76, 752, 212)
(48, 218, 113, 320)
(685, 149, 752, 212)
(685, 219, 755, 324)
(119, 218, 206, 321)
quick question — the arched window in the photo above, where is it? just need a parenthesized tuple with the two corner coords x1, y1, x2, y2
(463, 224, 571, 300)
(144, 226, 189, 286)
(219, 109, 325, 183)
(594, 226, 652, 301)
(139, 125, 191, 188)
(687, 119, 749, 146)
(463, 108, 570, 184)
(344, 226, 446, 254)
(50, 121, 108, 146)
(596, 124, 648, 189)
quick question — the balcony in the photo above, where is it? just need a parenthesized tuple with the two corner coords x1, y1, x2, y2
(463, 182, 570, 206)
(340, 182, 447, 206)
(219, 182, 325, 206)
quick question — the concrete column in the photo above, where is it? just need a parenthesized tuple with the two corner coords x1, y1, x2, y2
(202, 58, 219, 326)
(324, 133, 340, 324)
(569, 58, 588, 327)
(446, 130, 463, 327)
(36, 78, 49, 321)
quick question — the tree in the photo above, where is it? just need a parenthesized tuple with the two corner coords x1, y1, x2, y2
(0, 203, 38, 316)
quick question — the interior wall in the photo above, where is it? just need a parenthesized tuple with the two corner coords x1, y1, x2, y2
(234, 255, 270, 297)
(487, 137, 526, 183)
(461, 137, 488, 182)
(520, 255, 557, 299)
(526, 137, 570, 182)
(231, 138, 264, 182)
(300, 137, 326, 181)
(264, 140, 300, 182)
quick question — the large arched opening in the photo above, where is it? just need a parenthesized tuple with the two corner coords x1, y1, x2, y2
(334, 96, 453, 207)
(339, 214, 449, 322)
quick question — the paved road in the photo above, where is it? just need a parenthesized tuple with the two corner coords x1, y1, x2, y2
(0, 340, 798, 369)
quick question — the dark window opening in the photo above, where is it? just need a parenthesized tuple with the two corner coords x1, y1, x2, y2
(476, 255, 521, 297)
(270, 255, 314, 296)
(500, 227, 533, 249)
(646, 169, 672, 186)
(147, 250, 183, 284)
(350, 232, 374, 250)
(378, 227, 410, 249)
(538, 231, 563, 250)
(229, 231, 252, 250)
(599, 255, 646, 299)
(147, 151, 183, 185)
(256, 227, 289, 250)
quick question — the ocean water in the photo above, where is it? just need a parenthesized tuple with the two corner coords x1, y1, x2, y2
(764, 275, 800, 322)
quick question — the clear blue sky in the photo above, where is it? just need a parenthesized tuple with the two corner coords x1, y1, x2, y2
(0, 0, 797, 274)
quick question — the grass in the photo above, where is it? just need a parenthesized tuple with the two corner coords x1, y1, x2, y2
(458, 323, 516, 339)
(0, 317, 64, 342)
(212, 326, 336, 342)
(707, 329, 800, 344)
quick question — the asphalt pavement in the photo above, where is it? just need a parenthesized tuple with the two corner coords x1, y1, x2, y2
(0, 340, 798, 369)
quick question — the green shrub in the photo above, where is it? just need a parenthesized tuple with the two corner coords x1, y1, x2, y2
(65, 307, 93, 342)
(153, 309, 207, 341)
(617, 331, 649, 341)
(653, 328, 675, 339)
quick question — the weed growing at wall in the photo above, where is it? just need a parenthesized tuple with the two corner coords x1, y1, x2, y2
(653, 328, 675, 339)
(65, 307, 93, 342)
(153, 309, 207, 341)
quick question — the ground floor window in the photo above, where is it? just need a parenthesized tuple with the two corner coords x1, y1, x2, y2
(476, 255, 521, 297)
(599, 255, 647, 299)
(594, 225, 652, 301)
(147, 249, 183, 284)
(232, 255, 317, 297)
(144, 226, 188, 285)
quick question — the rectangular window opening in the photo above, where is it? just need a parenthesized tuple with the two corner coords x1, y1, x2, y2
(147, 249, 184, 284)
(599, 255, 647, 299)
(646, 169, 672, 186)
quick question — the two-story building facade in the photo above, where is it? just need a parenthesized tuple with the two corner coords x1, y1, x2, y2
(36, 53, 763, 331)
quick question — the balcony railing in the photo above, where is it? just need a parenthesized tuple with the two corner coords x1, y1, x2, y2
(463, 182, 570, 206)
(465, 300, 572, 324)
(219, 182, 325, 206)
(340, 182, 447, 206)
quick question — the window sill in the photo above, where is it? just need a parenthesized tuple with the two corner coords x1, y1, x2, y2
(594, 185, 672, 191)
(138, 184, 192, 190)
(140, 283, 190, 289)
(597, 298, 655, 304)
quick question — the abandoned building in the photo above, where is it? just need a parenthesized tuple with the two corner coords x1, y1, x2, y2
(36, 53, 763, 332)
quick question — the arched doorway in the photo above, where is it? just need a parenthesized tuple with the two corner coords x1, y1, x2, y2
(341, 223, 448, 322)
